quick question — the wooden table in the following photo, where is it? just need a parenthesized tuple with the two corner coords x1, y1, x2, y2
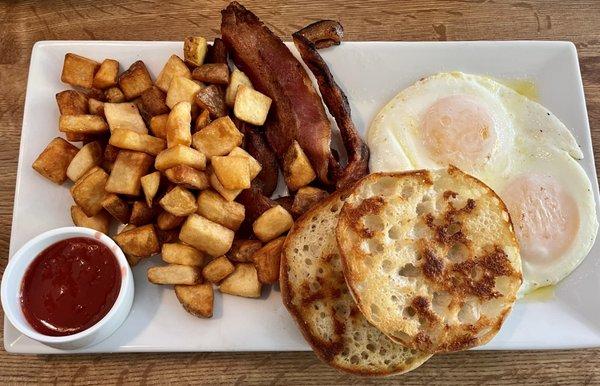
(1, 0, 599, 384)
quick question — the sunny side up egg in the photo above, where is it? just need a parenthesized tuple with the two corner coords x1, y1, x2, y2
(368, 71, 598, 295)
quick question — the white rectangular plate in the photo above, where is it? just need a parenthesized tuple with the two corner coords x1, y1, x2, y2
(6, 40, 599, 353)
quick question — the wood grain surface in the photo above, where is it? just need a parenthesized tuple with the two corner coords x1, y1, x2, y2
(1, 0, 599, 384)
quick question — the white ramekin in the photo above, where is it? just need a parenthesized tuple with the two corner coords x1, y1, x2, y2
(1, 227, 134, 350)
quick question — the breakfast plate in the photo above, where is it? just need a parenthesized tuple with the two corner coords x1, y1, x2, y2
(5, 39, 599, 354)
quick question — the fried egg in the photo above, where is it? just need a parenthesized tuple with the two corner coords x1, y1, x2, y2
(368, 72, 598, 294)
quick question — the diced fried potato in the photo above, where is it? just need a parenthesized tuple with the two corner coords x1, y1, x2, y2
(150, 114, 169, 139)
(191, 116, 242, 158)
(104, 143, 120, 162)
(252, 236, 285, 284)
(166, 101, 192, 147)
(283, 140, 316, 191)
(162, 243, 205, 266)
(61, 53, 99, 88)
(105, 150, 153, 195)
(175, 283, 213, 318)
(192, 63, 229, 85)
(104, 102, 148, 134)
(202, 255, 234, 283)
(93, 59, 119, 89)
(70, 205, 111, 234)
(140, 86, 169, 116)
(159, 186, 197, 216)
(193, 109, 211, 133)
(155, 145, 206, 171)
(130, 200, 158, 225)
(109, 128, 166, 155)
(212, 155, 251, 190)
(164, 165, 209, 190)
(229, 147, 262, 179)
(88, 98, 105, 116)
(113, 224, 160, 265)
(233, 85, 272, 126)
(105, 86, 126, 103)
(67, 141, 103, 181)
(225, 69, 252, 107)
(166, 76, 202, 109)
(70, 166, 108, 216)
(140, 171, 161, 207)
(227, 239, 262, 263)
(194, 85, 226, 118)
(101, 193, 131, 223)
(252, 205, 294, 242)
(197, 190, 245, 230)
(156, 210, 185, 230)
(32, 138, 79, 184)
(208, 170, 241, 202)
(292, 186, 328, 216)
(59, 115, 108, 134)
(219, 263, 261, 298)
(148, 265, 200, 285)
(156, 55, 192, 92)
(118, 60, 153, 100)
(120, 224, 137, 233)
(183, 36, 208, 67)
(56, 90, 88, 115)
(179, 214, 234, 256)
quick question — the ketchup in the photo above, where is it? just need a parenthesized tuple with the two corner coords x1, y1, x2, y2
(20, 237, 121, 336)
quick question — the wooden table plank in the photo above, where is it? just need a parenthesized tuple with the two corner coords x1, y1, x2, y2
(0, 0, 599, 384)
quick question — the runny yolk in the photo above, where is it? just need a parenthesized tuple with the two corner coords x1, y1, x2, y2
(420, 95, 496, 170)
(501, 174, 579, 265)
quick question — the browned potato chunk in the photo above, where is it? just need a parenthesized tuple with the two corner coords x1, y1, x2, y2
(227, 239, 262, 263)
(156, 210, 185, 230)
(183, 36, 208, 67)
(228, 147, 261, 179)
(88, 98, 105, 116)
(283, 140, 316, 191)
(148, 265, 200, 285)
(101, 193, 131, 223)
(104, 102, 147, 134)
(56, 90, 88, 115)
(191, 116, 242, 158)
(70, 166, 108, 216)
(292, 186, 329, 216)
(166, 76, 202, 109)
(113, 224, 160, 265)
(219, 263, 261, 298)
(93, 59, 119, 89)
(105, 86, 126, 103)
(194, 85, 226, 118)
(129, 200, 158, 225)
(197, 190, 245, 230)
(140, 86, 169, 116)
(70, 205, 111, 234)
(59, 115, 108, 134)
(162, 243, 205, 266)
(118, 60, 153, 100)
(202, 255, 234, 283)
(66, 142, 103, 183)
(252, 205, 294, 242)
(120, 224, 137, 233)
(192, 63, 229, 85)
(179, 214, 234, 257)
(159, 186, 197, 216)
(212, 155, 251, 190)
(208, 170, 241, 202)
(166, 101, 192, 148)
(61, 53, 99, 89)
(155, 145, 206, 171)
(31, 138, 78, 184)
(175, 283, 213, 318)
(164, 165, 209, 190)
(193, 109, 211, 133)
(233, 85, 272, 126)
(104, 144, 120, 163)
(156, 55, 192, 92)
(252, 237, 285, 284)
(225, 69, 252, 107)
(140, 171, 161, 207)
(150, 114, 169, 139)
(109, 128, 166, 155)
(105, 150, 153, 195)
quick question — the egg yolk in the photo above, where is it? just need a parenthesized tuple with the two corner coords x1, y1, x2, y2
(421, 95, 496, 170)
(501, 174, 579, 265)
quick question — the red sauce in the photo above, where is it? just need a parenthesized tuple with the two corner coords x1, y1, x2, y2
(20, 237, 121, 336)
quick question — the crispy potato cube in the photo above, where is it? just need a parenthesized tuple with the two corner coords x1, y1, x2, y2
(183, 36, 208, 67)
(118, 60, 153, 100)
(202, 256, 234, 283)
(59, 115, 108, 134)
(140, 86, 169, 116)
(88, 98, 105, 116)
(156, 210, 185, 230)
(166, 101, 192, 147)
(212, 155, 251, 190)
(252, 237, 285, 284)
(228, 239, 263, 263)
(148, 265, 200, 285)
(292, 186, 328, 216)
(105, 150, 153, 195)
(61, 53, 99, 88)
(156, 55, 192, 92)
(179, 214, 234, 257)
(150, 114, 169, 139)
(140, 171, 161, 207)
(162, 243, 205, 266)
(104, 143, 119, 162)
(113, 224, 160, 265)
(225, 69, 252, 107)
(130, 200, 158, 225)
(283, 140, 316, 191)
(175, 283, 213, 318)
(229, 147, 262, 179)
(32, 138, 79, 184)
(194, 85, 226, 118)
(70, 166, 108, 216)
(101, 193, 131, 223)
(120, 224, 137, 233)
(67, 141, 103, 181)
(197, 190, 245, 231)
(164, 165, 209, 190)
(193, 109, 211, 133)
(104, 102, 147, 134)
(208, 170, 241, 202)
(109, 128, 166, 156)
(252, 205, 294, 242)
(105, 86, 126, 103)
(219, 263, 261, 298)
(192, 63, 229, 85)
(93, 59, 119, 89)
(56, 90, 88, 115)
(70, 205, 111, 234)
(155, 145, 206, 171)
(159, 186, 197, 216)
(191, 116, 242, 158)
(233, 85, 272, 126)
(166, 76, 202, 109)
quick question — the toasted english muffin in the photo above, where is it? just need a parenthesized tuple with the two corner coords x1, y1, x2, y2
(280, 190, 431, 376)
(336, 167, 522, 354)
